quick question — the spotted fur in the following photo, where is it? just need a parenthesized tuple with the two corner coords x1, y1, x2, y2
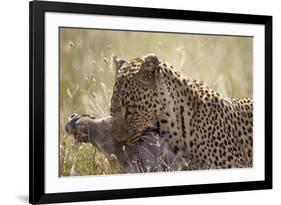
(110, 54, 253, 169)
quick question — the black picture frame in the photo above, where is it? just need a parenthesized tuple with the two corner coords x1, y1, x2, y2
(29, 0, 272, 204)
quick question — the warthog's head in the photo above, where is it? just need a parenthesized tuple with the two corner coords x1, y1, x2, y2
(65, 113, 189, 173)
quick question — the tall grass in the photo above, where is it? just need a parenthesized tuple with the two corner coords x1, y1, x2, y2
(59, 28, 253, 176)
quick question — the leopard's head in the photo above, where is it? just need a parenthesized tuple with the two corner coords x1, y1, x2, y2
(110, 54, 163, 145)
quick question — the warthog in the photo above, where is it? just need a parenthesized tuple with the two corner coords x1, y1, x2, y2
(65, 113, 189, 173)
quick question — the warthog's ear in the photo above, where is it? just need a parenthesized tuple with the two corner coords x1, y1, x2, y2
(136, 53, 160, 88)
(112, 55, 127, 73)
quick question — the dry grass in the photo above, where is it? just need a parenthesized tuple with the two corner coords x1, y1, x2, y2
(60, 132, 123, 176)
(59, 28, 253, 176)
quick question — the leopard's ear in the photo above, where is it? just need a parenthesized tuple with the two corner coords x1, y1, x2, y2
(136, 54, 160, 88)
(112, 55, 127, 72)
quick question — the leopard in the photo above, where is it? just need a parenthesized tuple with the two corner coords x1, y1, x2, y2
(109, 53, 253, 169)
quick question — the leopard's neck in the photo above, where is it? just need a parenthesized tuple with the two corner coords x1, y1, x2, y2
(156, 62, 218, 151)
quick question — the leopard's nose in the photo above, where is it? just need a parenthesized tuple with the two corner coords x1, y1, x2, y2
(65, 113, 80, 135)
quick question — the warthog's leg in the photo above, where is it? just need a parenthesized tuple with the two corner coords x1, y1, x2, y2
(65, 113, 189, 173)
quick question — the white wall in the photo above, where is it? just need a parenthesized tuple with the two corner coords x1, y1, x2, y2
(0, 0, 279, 204)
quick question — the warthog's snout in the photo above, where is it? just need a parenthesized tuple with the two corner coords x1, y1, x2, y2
(65, 113, 115, 144)
(65, 113, 80, 136)
(65, 113, 93, 142)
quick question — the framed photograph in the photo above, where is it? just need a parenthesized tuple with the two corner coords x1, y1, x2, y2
(29, 0, 272, 204)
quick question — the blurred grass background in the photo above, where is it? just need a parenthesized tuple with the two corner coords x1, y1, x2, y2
(59, 28, 253, 176)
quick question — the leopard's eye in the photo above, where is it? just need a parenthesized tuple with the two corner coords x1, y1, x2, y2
(125, 106, 134, 120)
(127, 106, 134, 113)
(127, 106, 134, 114)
